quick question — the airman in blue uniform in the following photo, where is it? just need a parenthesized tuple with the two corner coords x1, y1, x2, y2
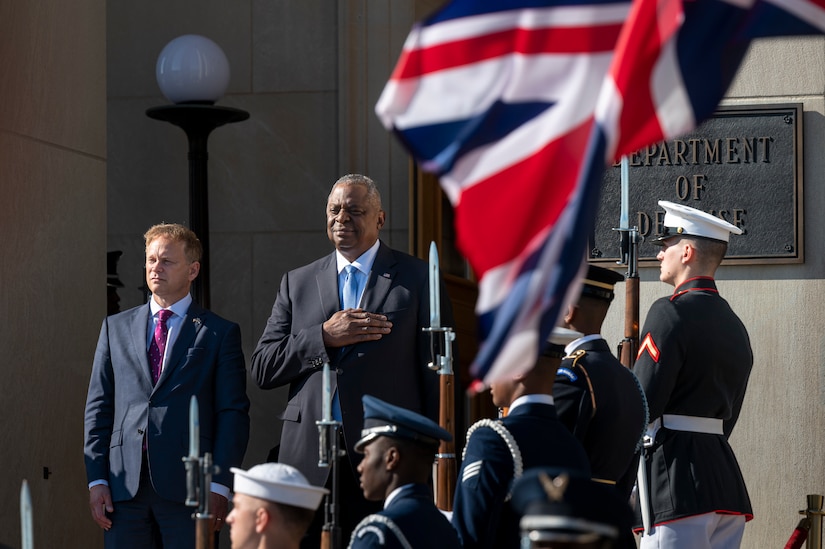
(451, 328, 591, 549)
(348, 395, 460, 549)
(510, 466, 633, 549)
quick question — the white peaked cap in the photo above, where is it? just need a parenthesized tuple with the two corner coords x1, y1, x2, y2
(657, 200, 743, 243)
(231, 463, 328, 510)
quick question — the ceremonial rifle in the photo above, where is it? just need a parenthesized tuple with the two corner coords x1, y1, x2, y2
(317, 362, 344, 549)
(613, 157, 652, 536)
(614, 156, 640, 369)
(423, 242, 457, 511)
(183, 395, 220, 549)
(21, 479, 33, 549)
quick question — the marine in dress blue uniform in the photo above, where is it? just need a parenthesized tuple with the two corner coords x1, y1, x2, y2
(554, 265, 648, 499)
(451, 328, 591, 549)
(634, 201, 753, 548)
(348, 395, 461, 549)
(510, 467, 634, 549)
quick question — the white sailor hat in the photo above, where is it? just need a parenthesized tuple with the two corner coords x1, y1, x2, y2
(652, 200, 742, 245)
(354, 395, 452, 453)
(230, 463, 328, 510)
(542, 327, 583, 358)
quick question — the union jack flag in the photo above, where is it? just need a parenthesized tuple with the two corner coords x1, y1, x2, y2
(376, 0, 825, 388)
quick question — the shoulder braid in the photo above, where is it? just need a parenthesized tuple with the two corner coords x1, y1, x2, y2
(566, 349, 596, 419)
(463, 418, 523, 500)
(349, 514, 413, 549)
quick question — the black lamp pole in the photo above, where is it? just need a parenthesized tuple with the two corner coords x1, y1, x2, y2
(146, 104, 249, 309)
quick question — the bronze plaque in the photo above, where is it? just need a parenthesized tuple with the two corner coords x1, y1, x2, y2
(591, 103, 803, 265)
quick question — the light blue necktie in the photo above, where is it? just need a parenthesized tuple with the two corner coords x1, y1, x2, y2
(342, 265, 359, 309)
(333, 265, 360, 421)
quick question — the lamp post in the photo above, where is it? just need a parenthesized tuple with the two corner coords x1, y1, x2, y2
(146, 34, 249, 308)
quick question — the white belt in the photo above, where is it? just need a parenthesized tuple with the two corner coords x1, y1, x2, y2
(645, 414, 723, 445)
(638, 414, 723, 535)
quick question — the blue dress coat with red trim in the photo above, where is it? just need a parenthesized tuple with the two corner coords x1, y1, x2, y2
(633, 276, 753, 527)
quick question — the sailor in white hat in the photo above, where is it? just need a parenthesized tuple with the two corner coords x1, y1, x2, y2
(634, 200, 753, 548)
(226, 463, 328, 549)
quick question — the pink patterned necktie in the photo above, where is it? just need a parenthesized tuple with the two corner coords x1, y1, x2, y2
(149, 309, 173, 385)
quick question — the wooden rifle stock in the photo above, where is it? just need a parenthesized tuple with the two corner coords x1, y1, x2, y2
(317, 362, 342, 549)
(615, 158, 639, 369)
(320, 524, 341, 549)
(195, 516, 214, 549)
(436, 372, 457, 511)
(426, 243, 458, 512)
(619, 274, 639, 369)
(320, 490, 341, 549)
(193, 452, 217, 549)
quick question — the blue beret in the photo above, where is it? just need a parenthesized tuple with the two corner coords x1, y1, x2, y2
(354, 395, 451, 453)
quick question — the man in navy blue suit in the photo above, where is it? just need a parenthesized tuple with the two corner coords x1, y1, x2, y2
(349, 395, 461, 549)
(84, 223, 250, 548)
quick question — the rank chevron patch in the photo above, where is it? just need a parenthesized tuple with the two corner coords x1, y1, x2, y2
(637, 333, 660, 362)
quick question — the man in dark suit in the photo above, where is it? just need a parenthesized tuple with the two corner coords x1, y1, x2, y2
(84, 223, 251, 548)
(349, 395, 461, 549)
(251, 174, 450, 546)
(451, 328, 591, 549)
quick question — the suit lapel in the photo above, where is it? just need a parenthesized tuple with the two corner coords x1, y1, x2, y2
(360, 242, 396, 312)
(131, 305, 153, 386)
(154, 302, 205, 389)
(317, 252, 341, 320)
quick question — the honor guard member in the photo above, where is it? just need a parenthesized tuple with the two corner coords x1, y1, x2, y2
(554, 265, 648, 500)
(350, 395, 461, 549)
(451, 328, 592, 549)
(227, 463, 328, 549)
(634, 201, 753, 548)
(510, 467, 633, 549)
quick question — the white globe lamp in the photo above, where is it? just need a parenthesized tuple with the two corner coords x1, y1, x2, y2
(155, 34, 231, 104)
